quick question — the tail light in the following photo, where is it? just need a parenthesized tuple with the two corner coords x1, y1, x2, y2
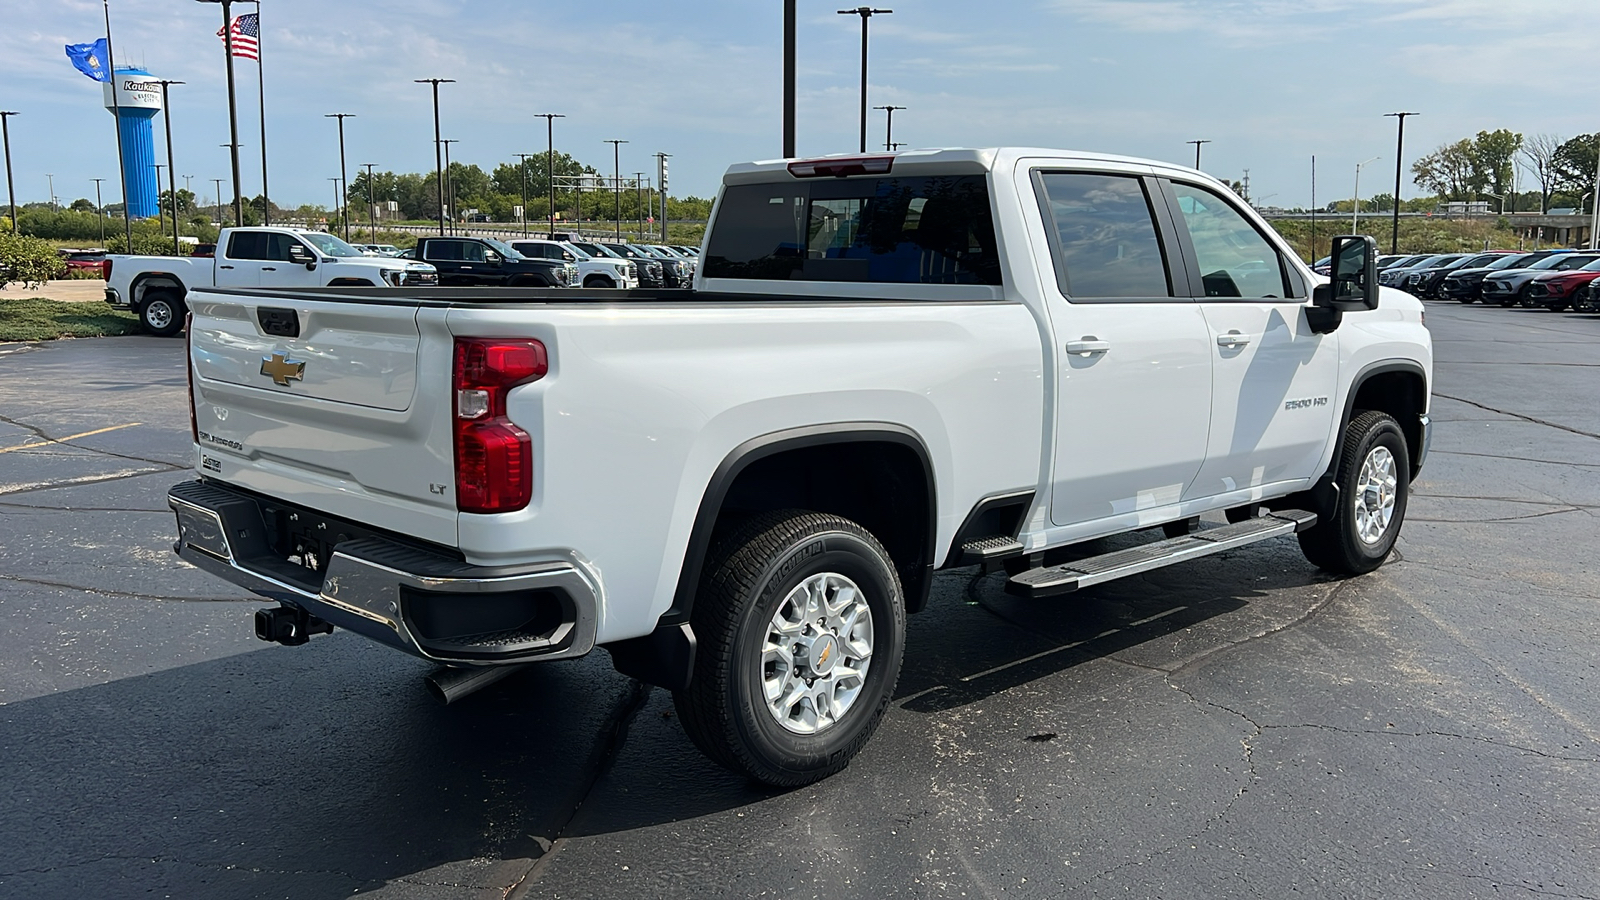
(185, 312, 198, 445)
(102, 258, 113, 280)
(453, 338, 547, 513)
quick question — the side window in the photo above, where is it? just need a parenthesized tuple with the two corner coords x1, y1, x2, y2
(1169, 183, 1291, 299)
(461, 241, 487, 263)
(425, 241, 460, 262)
(1036, 172, 1171, 299)
(264, 233, 302, 261)
(226, 231, 267, 260)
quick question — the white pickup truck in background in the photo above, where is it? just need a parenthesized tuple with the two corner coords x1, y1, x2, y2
(104, 227, 438, 335)
(167, 147, 1431, 786)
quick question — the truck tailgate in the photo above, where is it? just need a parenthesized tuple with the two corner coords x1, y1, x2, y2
(188, 290, 459, 547)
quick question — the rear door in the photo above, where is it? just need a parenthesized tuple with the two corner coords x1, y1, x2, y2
(421, 239, 471, 285)
(217, 231, 266, 286)
(1025, 164, 1214, 527)
(1161, 179, 1339, 500)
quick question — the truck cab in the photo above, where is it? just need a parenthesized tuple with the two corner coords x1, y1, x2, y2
(415, 236, 575, 288)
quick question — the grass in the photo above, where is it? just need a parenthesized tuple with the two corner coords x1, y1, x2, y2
(0, 298, 141, 342)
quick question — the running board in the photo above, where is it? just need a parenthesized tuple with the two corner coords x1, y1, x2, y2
(1006, 510, 1318, 599)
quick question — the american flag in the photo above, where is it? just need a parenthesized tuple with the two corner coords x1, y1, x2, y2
(217, 13, 259, 61)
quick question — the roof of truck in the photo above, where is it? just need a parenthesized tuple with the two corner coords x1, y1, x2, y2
(722, 147, 1211, 184)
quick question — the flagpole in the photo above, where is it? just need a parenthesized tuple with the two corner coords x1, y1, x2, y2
(250, 1, 269, 225)
(203, 0, 245, 227)
(102, 0, 133, 248)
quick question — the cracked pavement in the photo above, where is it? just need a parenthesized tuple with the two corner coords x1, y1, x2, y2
(2, 305, 1599, 899)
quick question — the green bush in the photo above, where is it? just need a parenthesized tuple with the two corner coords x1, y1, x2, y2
(106, 231, 181, 256)
(0, 232, 66, 288)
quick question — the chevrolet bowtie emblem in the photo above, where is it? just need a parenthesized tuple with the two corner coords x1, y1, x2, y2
(260, 353, 306, 386)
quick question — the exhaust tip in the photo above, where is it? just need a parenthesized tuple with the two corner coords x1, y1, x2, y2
(425, 663, 527, 705)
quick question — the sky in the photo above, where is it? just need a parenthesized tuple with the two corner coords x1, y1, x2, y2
(3, 0, 1597, 211)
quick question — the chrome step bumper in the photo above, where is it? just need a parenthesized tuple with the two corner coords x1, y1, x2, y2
(167, 479, 598, 665)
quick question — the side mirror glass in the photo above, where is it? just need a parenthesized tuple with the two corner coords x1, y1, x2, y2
(485, 250, 503, 266)
(286, 244, 316, 269)
(1308, 234, 1378, 333)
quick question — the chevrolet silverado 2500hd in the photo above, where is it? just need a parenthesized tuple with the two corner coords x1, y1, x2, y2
(105, 227, 438, 335)
(167, 148, 1431, 786)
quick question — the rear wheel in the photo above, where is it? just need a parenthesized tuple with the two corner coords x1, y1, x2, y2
(674, 510, 906, 787)
(1298, 410, 1410, 575)
(139, 290, 185, 337)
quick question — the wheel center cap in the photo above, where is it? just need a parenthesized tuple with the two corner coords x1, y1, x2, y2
(809, 633, 838, 676)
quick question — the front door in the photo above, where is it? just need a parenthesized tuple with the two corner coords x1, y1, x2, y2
(1026, 167, 1214, 528)
(259, 234, 323, 289)
(1161, 180, 1339, 500)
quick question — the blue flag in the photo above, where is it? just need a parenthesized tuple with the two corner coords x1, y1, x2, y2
(65, 39, 111, 82)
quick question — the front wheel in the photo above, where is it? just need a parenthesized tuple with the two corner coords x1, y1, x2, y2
(139, 291, 186, 337)
(1298, 410, 1410, 575)
(674, 510, 906, 787)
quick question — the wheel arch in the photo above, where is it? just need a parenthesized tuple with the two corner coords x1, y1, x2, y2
(326, 277, 378, 287)
(130, 271, 187, 307)
(1342, 360, 1428, 479)
(606, 423, 937, 691)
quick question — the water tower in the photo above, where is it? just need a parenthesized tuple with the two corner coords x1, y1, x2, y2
(103, 67, 161, 219)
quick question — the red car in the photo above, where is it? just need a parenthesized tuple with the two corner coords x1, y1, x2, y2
(60, 250, 108, 278)
(1524, 260, 1600, 311)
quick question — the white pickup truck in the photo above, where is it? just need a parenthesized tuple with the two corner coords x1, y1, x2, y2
(104, 227, 438, 336)
(167, 148, 1431, 786)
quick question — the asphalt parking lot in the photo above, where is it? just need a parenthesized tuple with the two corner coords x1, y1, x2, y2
(1, 302, 1597, 899)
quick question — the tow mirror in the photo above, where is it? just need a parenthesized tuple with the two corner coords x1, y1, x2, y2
(1308, 234, 1379, 333)
(286, 243, 316, 270)
(484, 250, 503, 266)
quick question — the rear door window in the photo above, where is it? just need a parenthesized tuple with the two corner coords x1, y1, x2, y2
(424, 241, 461, 262)
(703, 174, 1001, 285)
(1034, 172, 1172, 299)
(226, 231, 268, 260)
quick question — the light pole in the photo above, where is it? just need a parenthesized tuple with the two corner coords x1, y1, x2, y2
(46, 174, 56, 212)
(656, 151, 671, 243)
(874, 105, 904, 152)
(604, 139, 627, 241)
(1384, 112, 1418, 254)
(514, 152, 534, 236)
(1590, 145, 1600, 250)
(325, 113, 354, 241)
(1187, 139, 1211, 169)
(441, 139, 458, 233)
(197, 0, 244, 227)
(157, 80, 184, 255)
(838, 7, 892, 154)
(0, 111, 16, 234)
(1483, 192, 1506, 215)
(414, 78, 454, 236)
(1353, 156, 1380, 232)
(327, 177, 340, 229)
(634, 171, 647, 237)
(183, 174, 193, 195)
(211, 177, 224, 226)
(104, 0, 132, 245)
(783, 0, 796, 157)
(535, 114, 565, 238)
(361, 162, 377, 240)
(91, 177, 106, 244)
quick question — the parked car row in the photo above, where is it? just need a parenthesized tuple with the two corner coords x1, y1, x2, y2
(1322, 247, 1600, 311)
(390, 237, 701, 289)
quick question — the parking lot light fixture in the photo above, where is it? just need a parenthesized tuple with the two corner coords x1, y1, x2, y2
(604, 139, 627, 241)
(91, 177, 106, 244)
(328, 177, 341, 227)
(1186, 139, 1210, 170)
(441, 139, 458, 233)
(874, 105, 903, 152)
(839, 8, 892, 154)
(414, 78, 454, 236)
(325, 113, 355, 241)
(211, 177, 223, 226)
(1384, 112, 1418, 254)
(158, 80, 185, 255)
(535, 114, 565, 238)
(514, 152, 534, 237)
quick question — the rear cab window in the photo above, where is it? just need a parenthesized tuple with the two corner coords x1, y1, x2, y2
(703, 174, 1001, 286)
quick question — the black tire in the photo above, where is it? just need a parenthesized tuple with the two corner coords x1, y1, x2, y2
(673, 510, 906, 787)
(139, 290, 185, 337)
(1298, 410, 1410, 575)
(582, 275, 615, 288)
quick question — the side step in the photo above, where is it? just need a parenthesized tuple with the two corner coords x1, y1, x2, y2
(1006, 510, 1317, 599)
(959, 534, 1026, 566)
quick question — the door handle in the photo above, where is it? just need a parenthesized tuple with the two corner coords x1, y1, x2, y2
(219, 265, 234, 269)
(1217, 330, 1251, 348)
(1066, 338, 1110, 356)
(460, 266, 473, 270)
(262, 267, 277, 271)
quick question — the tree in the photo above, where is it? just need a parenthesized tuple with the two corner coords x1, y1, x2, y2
(1412, 139, 1476, 200)
(1467, 129, 1521, 198)
(1551, 133, 1599, 203)
(0, 231, 65, 287)
(1520, 133, 1563, 213)
(69, 198, 96, 212)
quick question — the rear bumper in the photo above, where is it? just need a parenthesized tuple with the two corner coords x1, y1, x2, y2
(104, 287, 130, 310)
(167, 479, 598, 665)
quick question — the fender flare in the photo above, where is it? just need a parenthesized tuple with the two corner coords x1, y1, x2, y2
(129, 271, 188, 308)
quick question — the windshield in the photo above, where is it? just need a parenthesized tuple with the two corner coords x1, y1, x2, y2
(1452, 254, 1502, 269)
(603, 243, 642, 258)
(483, 238, 526, 260)
(573, 242, 615, 258)
(300, 232, 367, 258)
(559, 242, 594, 260)
(1488, 254, 1537, 269)
(1528, 255, 1581, 270)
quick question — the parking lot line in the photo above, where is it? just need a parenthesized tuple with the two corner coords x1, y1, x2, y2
(0, 422, 142, 455)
